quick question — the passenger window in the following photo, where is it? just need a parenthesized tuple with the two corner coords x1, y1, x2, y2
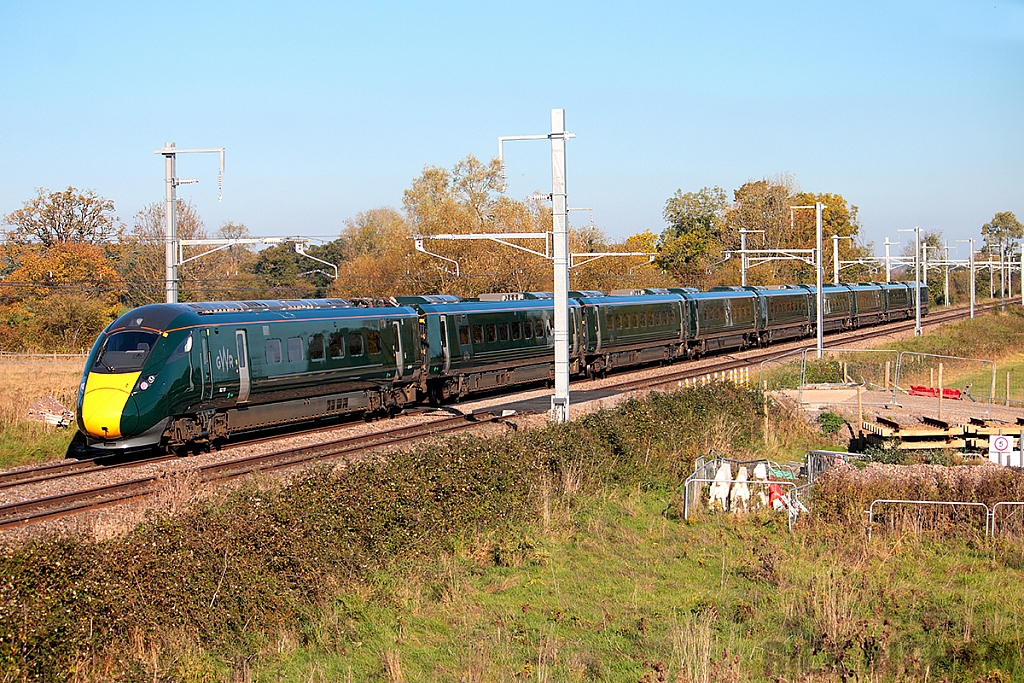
(606, 314, 614, 330)
(287, 337, 304, 363)
(523, 321, 533, 339)
(648, 312, 654, 327)
(329, 332, 345, 359)
(486, 324, 497, 343)
(632, 314, 639, 328)
(498, 323, 510, 342)
(265, 338, 283, 364)
(349, 332, 364, 356)
(511, 322, 521, 340)
(639, 313, 646, 328)
(472, 325, 484, 344)
(459, 325, 470, 345)
(310, 334, 325, 361)
(615, 313, 622, 328)
(367, 331, 382, 355)
(535, 321, 544, 338)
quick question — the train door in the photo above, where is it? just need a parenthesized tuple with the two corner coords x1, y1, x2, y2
(200, 332, 214, 401)
(210, 328, 240, 402)
(458, 315, 473, 363)
(439, 316, 451, 373)
(392, 321, 404, 380)
(235, 329, 250, 403)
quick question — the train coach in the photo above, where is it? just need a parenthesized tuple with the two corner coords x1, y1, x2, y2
(395, 293, 583, 403)
(75, 281, 929, 453)
(77, 299, 421, 451)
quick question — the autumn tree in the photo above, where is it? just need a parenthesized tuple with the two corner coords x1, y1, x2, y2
(0, 242, 122, 351)
(726, 175, 798, 284)
(572, 229, 670, 292)
(400, 155, 549, 296)
(656, 186, 729, 288)
(331, 207, 427, 297)
(790, 191, 868, 284)
(2, 187, 124, 246)
(121, 200, 209, 305)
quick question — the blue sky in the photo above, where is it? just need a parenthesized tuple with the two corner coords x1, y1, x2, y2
(1, 1, 1021, 256)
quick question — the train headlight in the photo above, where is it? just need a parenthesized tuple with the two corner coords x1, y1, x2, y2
(138, 374, 157, 391)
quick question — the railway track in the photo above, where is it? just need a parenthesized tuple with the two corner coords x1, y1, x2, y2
(0, 406, 438, 492)
(0, 301, 998, 530)
(0, 410, 513, 530)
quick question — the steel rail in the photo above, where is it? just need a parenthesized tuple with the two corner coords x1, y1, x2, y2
(0, 411, 513, 530)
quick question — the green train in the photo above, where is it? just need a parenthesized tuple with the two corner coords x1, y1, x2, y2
(76, 282, 926, 452)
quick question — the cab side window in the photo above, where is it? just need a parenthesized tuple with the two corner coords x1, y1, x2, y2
(349, 332, 364, 356)
(266, 338, 283, 364)
(367, 331, 382, 355)
(329, 332, 345, 359)
(310, 334, 325, 361)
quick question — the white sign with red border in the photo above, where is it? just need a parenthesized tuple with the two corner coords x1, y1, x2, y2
(989, 434, 1021, 467)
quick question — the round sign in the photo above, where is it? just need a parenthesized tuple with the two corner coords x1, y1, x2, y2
(992, 435, 1013, 452)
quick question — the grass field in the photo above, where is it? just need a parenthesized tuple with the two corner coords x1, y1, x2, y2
(0, 356, 81, 466)
(256, 492, 1022, 683)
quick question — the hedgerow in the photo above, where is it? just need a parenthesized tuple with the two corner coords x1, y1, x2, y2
(0, 383, 765, 682)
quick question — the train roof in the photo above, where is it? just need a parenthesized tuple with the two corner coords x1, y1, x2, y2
(402, 298, 580, 315)
(571, 293, 684, 305)
(104, 300, 418, 335)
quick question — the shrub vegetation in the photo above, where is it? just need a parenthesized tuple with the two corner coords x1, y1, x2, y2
(1, 385, 1022, 681)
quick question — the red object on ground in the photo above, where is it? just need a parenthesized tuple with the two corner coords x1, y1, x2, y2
(909, 385, 962, 400)
(768, 483, 787, 510)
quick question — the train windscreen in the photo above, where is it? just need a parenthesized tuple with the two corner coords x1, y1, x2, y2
(92, 331, 159, 373)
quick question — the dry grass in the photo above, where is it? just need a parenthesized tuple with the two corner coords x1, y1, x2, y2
(0, 356, 82, 430)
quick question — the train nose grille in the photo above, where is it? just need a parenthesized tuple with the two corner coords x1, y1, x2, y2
(80, 372, 140, 439)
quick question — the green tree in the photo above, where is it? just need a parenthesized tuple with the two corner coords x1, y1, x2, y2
(656, 186, 729, 287)
(3, 186, 124, 246)
(981, 211, 1024, 252)
(251, 244, 317, 299)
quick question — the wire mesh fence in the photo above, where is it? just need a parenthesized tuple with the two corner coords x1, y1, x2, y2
(895, 352, 995, 415)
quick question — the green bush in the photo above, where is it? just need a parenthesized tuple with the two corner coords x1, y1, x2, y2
(0, 384, 767, 681)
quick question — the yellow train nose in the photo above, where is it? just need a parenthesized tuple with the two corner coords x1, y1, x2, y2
(80, 372, 140, 439)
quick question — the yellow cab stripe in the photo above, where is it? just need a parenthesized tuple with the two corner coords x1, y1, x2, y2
(81, 372, 140, 439)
